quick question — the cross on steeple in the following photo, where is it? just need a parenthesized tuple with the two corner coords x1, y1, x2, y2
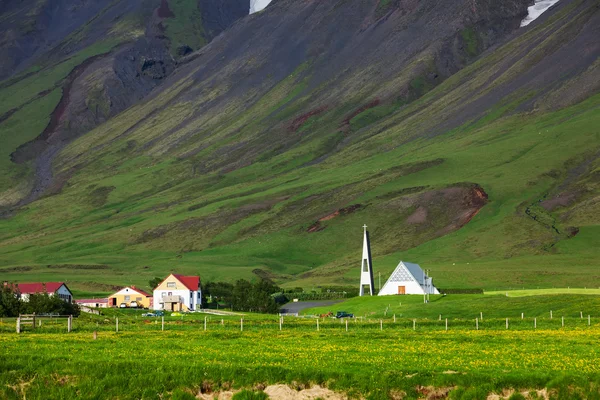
(363, 224, 367, 232)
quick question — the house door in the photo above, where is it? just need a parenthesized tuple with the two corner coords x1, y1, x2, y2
(111, 297, 117, 307)
(397, 286, 406, 295)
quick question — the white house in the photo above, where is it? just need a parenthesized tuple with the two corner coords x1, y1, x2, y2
(378, 261, 440, 296)
(15, 282, 74, 302)
(153, 274, 201, 311)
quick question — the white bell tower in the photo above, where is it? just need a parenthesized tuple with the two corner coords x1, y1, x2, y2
(359, 225, 375, 296)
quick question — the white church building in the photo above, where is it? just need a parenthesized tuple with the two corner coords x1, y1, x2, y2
(378, 261, 440, 296)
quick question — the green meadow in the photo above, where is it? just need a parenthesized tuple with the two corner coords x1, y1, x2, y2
(2, 294, 600, 399)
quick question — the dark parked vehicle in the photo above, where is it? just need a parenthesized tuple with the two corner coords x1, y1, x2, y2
(335, 311, 354, 318)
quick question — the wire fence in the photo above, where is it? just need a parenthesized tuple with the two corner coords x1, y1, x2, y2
(0, 313, 597, 335)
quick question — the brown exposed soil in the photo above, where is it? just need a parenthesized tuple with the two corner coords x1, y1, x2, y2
(407, 206, 427, 224)
(540, 192, 577, 211)
(416, 386, 455, 400)
(157, 0, 174, 18)
(340, 99, 380, 128)
(307, 204, 363, 232)
(289, 106, 328, 132)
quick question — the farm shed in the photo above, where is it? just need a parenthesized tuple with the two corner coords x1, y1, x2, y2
(378, 261, 440, 296)
(75, 298, 109, 308)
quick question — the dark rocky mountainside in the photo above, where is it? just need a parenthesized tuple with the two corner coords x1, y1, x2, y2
(0, 0, 249, 206)
(0, 0, 599, 292)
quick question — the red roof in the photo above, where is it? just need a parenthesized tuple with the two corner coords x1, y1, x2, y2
(172, 274, 200, 291)
(17, 282, 66, 294)
(130, 286, 152, 297)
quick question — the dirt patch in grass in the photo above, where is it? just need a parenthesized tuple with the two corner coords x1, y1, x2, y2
(340, 99, 380, 129)
(407, 206, 427, 224)
(264, 384, 346, 400)
(157, 0, 174, 18)
(288, 106, 328, 132)
(307, 204, 363, 232)
(416, 386, 455, 400)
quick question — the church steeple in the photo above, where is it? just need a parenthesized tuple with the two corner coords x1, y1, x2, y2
(359, 225, 375, 296)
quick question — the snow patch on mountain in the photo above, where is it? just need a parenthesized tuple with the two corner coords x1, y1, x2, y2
(521, 0, 560, 27)
(250, 0, 272, 14)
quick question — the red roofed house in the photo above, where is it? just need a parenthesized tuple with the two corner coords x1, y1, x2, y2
(16, 282, 73, 303)
(153, 274, 201, 312)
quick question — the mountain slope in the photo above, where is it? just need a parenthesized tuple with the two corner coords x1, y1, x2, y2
(0, 0, 599, 294)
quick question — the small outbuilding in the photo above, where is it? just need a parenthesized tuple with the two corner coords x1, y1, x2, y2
(378, 261, 440, 296)
(75, 298, 109, 308)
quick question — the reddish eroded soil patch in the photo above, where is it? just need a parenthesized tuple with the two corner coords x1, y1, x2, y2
(340, 98, 380, 129)
(157, 0, 174, 18)
(407, 206, 427, 224)
(307, 204, 363, 232)
(289, 106, 328, 132)
(540, 192, 577, 211)
(402, 184, 488, 235)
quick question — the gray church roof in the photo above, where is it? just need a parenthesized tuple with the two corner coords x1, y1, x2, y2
(402, 262, 427, 285)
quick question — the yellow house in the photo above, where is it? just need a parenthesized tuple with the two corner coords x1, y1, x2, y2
(108, 286, 153, 308)
(153, 274, 201, 311)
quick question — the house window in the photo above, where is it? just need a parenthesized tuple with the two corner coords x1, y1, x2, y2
(136, 297, 142, 301)
(124, 296, 130, 301)
(167, 282, 176, 288)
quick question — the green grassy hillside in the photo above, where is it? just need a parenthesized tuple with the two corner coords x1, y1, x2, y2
(0, 0, 599, 296)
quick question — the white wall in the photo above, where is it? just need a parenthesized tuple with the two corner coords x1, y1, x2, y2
(153, 289, 201, 311)
(379, 280, 425, 296)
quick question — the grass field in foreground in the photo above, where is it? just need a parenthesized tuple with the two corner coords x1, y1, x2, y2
(1, 320, 600, 400)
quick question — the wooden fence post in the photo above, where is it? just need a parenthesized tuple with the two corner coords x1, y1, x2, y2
(32, 313, 36, 330)
(204, 317, 207, 331)
(161, 316, 164, 331)
(476, 318, 479, 330)
(480, 312, 483, 321)
(345, 319, 348, 332)
(68, 315, 72, 333)
(580, 311, 583, 319)
(561, 316, 564, 327)
(317, 319, 319, 331)
(413, 319, 416, 331)
(116, 317, 119, 333)
(521, 313, 524, 319)
(588, 315, 591, 326)
(534, 318, 537, 329)
(380, 320, 383, 331)
(393, 314, 396, 323)
(16, 316, 20, 334)
(279, 317, 282, 331)
(506, 318, 508, 329)
(550, 310, 553, 319)
(93, 331, 97, 340)
(240, 318, 243, 332)
(445, 318, 448, 331)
